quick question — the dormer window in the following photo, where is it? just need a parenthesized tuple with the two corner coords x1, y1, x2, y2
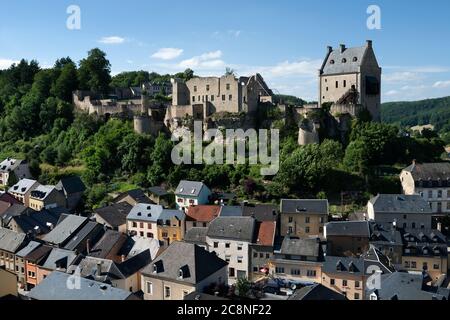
(137, 212, 142, 216)
(178, 269, 184, 279)
(353, 57, 358, 62)
(153, 264, 159, 273)
(330, 60, 335, 64)
(342, 58, 347, 63)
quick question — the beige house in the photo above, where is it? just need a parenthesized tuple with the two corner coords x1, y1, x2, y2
(126, 204, 162, 239)
(324, 221, 371, 257)
(400, 162, 450, 214)
(141, 241, 228, 300)
(28, 185, 66, 211)
(280, 199, 328, 238)
(0, 267, 18, 298)
(319, 40, 381, 121)
(0, 228, 27, 274)
(8, 179, 40, 206)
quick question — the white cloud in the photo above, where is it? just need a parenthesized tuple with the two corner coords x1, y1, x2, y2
(262, 60, 322, 77)
(383, 72, 421, 83)
(178, 50, 224, 69)
(228, 30, 241, 37)
(385, 90, 400, 96)
(433, 80, 450, 88)
(126, 60, 134, 64)
(0, 58, 19, 69)
(151, 48, 184, 60)
(99, 36, 126, 44)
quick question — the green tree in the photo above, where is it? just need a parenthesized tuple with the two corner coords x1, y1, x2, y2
(78, 48, 111, 94)
(52, 62, 78, 102)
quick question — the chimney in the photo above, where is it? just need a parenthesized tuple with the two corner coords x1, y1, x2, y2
(97, 262, 102, 276)
(121, 255, 126, 262)
(86, 239, 91, 255)
(327, 46, 333, 54)
(437, 222, 442, 232)
(340, 44, 346, 53)
(366, 40, 373, 48)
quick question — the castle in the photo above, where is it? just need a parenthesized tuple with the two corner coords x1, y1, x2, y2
(72, 41, 381, 143)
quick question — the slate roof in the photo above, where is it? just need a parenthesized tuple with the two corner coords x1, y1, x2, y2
(40, 248, 78, 270)
(122, 236, 161, 260)
(141, 241, 228, 284)
(127, 203, 163, 222)
(15, 241, 42, 258)
(114, 189, 152, 204)
(77, 257, 123, 282)
(29, 185, 56, 200)
(401, 228, 448, 257)
(207, 216, 256, 242)
(9, 208, 61, 235)
(325, 221, 371, 237)
(0, 158, 23, 172)
(94, 202, 132, 228)
(369, 194, 433, 214)
(148, 186, 169, 197)
(279, 237, 321, 257)
(403, 162, 450, 186)
(186, 205, 220, 222)
(8, 179, 39, 195)
(369, 224, 403, 246)
(63, 221, 104, 252)
(0, 228, 27, 253)
(175, 180, 209, 197)
(218, 205, 243, 217)
(288, 284, 347, 300)
(0, 204, 28, 224)
(320, 43, 371, 75)
(158, 209, 185, 223)
(367, 272, 448, 300)
(255, 221, 276, 247)
(241, 203, 279, 221)
(56, 176, 86, 194)
(0, 193, 21, 205)
(88, 230, 127, 259)
(42, 215, 89, 245)
(184, 227, 208, 245)
(28, 271, 133, 300)
(280, 199, 328, 215)
(23, 245, 52, 263)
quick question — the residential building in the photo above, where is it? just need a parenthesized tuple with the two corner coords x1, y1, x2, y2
(367, 272, 450, 300)
(22, 244, 52, 290)
(400, 162, 450, 214)
(142, 81, 173, 96)
(0, 203, 29, 228)
(0, 193, 21, 218)
(141, 241, 228, 300)
(28, 185, 66, 211)
(319, 40, 381, 121)
(0, 158, 32, 187)
(288, 283, 347, 300)
(6, 208, 61, 238)
(157, 209, 185, 245)
(0, 267, 18, 298)
(270, 237, 323, 284)
(369, 224, 403, 266)
(367, 194, 434, 229)
(0, 228, 27, 273)
(218, 205, 243, 217)
(127, 203, 163, 239)
(400, 228, 448, 281)
(42, 214, 90, 247)
(14, 241, 41, 288)
(27, 271, 137, 300)
(8, 179, 40, 207)
(93, 202, 133, 233)
(62, 221, 104, 254)
(241, 203, 279, 222)
(321, 246, 395, 300)
(324, 221, 371, 256)
(123, 236, 161, 261)
(175, 180, 212, 210)
(251, 221, 276, 280)
(185, 205, 220, 232)
(280, 199, 328, 238)
(55, 176, 86, 212)
(87, 230, 128, 263)
(183, 227, 208, 249)
(148, 186, 171, 206)
(36, 248, 79, 284)
(113, 189, 153, 206)
(206, 216, 256, 283)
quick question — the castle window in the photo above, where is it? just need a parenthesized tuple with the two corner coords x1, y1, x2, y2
(343, 80, 347, 88)
(222, 95, 226, 101)
(342, 58, 347, 63)
(206, 85, 210, 91)
(330, 60, 335, 64)
(353, 57, 358, 62)
(194, 86, 197, 92)
(211, 95, 214, 101)
(335, 81, 338, 88)
(229, 94, 232, 101)
(192, 96, 195, 102)
(326, 87, 328, 91)
(226, 84, 230, 90)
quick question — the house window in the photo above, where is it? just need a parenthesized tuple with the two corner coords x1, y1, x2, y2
(193, 222, 197, 227)
(355, 281, 360, 288)
(140, 232, 144, 237)
(164, 286, 171, 298)
(288, 217, 293, 223)
(132, 222, 137, 228)
(291, 269, 301, 276)
(225, 256, 231, 262)
(354, 293, 360, 300)
(336, 81, 339, 88)
(288, 227, 293, 234)
(229, 94, 232, 101)
(203, 222, 207, 227)
(237, 257, 243, 263)
(326, 87, 329, 91)
(275, 267, 285, 274)
(330, 279, 335, 285)
(305, 227, 310, 234)
(147, 223, 152, 229)
(320, 217, 325, 224)
(433, 264, 440, 270)
(266, 253, 270, 259)
(162, 232, 168, 238)
(253, 252, 258, 258)
(422, 262, 428, 270)
(411, 261, 417, 268)
(307, 270, 316, 277)
(229, 268, 235, 277)
(222, 95, 225, 101)
(253, 267, 258, 272)
(412, 222, 416, 229)
(214, 242, 219, 248)
(211, 95, 214, 101)
(225, 243, 230, 249)
(140, 222, 144, 228)
(194, 86, 197, 92)
(206, 85, 210, 91)
(237, 245, 243, 251)
(226, 84, 230, 90)
(259, 253, 264, 258)
(342, 280, 348, 287)
(343, 80, 347, 88)
(192, 96, 195, 102)
(428, 190, 433, 198)
(146, 282, 153, 295)
(305, 217, 310, 224)
(177, 198, 184, 203)
(438, 190, 443, 198)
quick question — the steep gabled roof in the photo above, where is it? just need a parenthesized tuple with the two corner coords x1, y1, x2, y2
(94, 202, 132, 228)
(175, 180, 209, 197)
(280, 199, 328, 215)
(56, 176, 86, 194)
(0, 228, 27, 253)
(186, 205, 220, 222)
(369, 194, 432, 214)
(207, 216, 256, 242)
(42, 215, 89, 245)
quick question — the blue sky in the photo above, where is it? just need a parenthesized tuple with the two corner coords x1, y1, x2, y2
(1, 0, 450, 102)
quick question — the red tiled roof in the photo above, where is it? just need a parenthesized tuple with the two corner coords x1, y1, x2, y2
(186, 205, 220, 222)
(255, 221, 276, 246)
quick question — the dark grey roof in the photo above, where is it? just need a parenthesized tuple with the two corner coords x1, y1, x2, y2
(184, 227, 208, 245)
(0, 228, 27, 253)
(9, 209, 61, 235)
(279, 237, 321, 257)
(1, 203, 28, 220)
(320, 44, 370, 75)
(401, 228, 447, 257)
(114, 189, 152, 204)
(369, 224, 403, 246)
(280, 199, 328, 215)
(207, 216, 256, 242)
(127, 203, 163, 222)
(40, 248, 78, 270)
(369, 194, 433, 214)
(88, 230, 127, 259)
(28, 271, 133, 300)
(325, 221, 370, 237)
(158, 209, 185, 222)
(175, 180, 209, 197)
(241, 203, 279, 221)
(15, 241, 42, 258)
(77, 257, 123, 282)
(288, 284, 347, 300)
(218, 205, 243, 217)
(367, 272, 447, 300)
(148, 186, 169, 197)
(118, 249, 151, 277)
(42, 215, 88, 245)
(94, 202, 132, 228)
(403, 162, 450, 184)
(63, 221, 104, 252)
(121, 236, 160, 260)
(56, 176, 86, 194)
(141, 242, 227, 285)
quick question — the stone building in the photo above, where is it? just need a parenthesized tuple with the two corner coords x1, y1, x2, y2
(319, 40, 381, 121)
